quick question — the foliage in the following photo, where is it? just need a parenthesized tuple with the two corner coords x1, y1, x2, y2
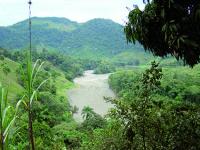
(108, 70, 140, 96)
(0, 48, 11, 59)
(0, 57, 24, 99)
(81, 106, 95, 120)
(79, 106, 107, 132)
(161, 65, 200, 103)
(80, 120, 126, 150)
(80, 114, 106, 131)
(1, 10, 200, 149)
(0, 84, 22, 150)
(23, 51, 48, 149)
(0, 55, 4, 61)
(0, 48, 79, 149)
(70, 105, 79, 117)
(83, 62, 200, 149)
(111, 51, 152, 67)
(94, 61, 116, 74)
(1, 63, 11, 75)
(125, 0, 200, 66)
(19, 50, 86, 80)
(33, 92, 71, 127)
(110, 64, 200, 104)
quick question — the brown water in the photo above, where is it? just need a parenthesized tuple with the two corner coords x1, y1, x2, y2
(68, 70, 115, 122)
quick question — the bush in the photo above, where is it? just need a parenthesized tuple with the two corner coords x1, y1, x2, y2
(94, 61, 115, 74)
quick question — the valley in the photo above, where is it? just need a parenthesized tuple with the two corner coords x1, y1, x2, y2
(0, 0, 200, 148)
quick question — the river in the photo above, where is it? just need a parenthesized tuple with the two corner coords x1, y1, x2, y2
(68, 70, 115, 122)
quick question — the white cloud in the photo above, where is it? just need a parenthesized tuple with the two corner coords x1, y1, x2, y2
(0, 0, 145, 26)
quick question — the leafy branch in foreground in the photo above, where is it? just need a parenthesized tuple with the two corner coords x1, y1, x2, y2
(125, 0, 200, 66)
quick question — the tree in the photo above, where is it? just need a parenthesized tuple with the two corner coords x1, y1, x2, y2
(81, 106, 95, 120)
(125, 0, 200, 66)
(80, 113, 106, 131)
(110, 62, 163, 149)
(0, 55, 4, 61)
(3, 67, 10, 75)
(70, 105, 79, 117)
(1, 63, 11, 75)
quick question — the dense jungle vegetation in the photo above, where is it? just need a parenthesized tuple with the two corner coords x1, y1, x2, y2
(0, 0, 200, 149)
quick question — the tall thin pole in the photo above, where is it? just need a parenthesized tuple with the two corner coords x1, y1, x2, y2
(28, 1, 35, 150)
(28, 0, 32, 56)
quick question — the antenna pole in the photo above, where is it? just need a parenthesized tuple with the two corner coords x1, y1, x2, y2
(28, 1, 35, 150)
(28, 0, 32, 56)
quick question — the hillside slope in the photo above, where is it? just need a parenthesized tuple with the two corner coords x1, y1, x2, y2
(0, 56, 74, 100)
(0, 58, 24, 99)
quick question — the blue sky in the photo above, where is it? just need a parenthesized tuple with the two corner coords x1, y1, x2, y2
(0, 0, 145, 26)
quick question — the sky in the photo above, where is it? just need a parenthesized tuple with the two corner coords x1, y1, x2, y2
(0, 0, 145, 26)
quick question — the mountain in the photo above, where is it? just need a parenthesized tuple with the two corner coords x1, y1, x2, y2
(0, 17, 143, 58)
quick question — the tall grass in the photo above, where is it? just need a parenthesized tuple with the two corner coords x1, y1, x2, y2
(0, 84, 22, 150)
(23, 50, 47, 149)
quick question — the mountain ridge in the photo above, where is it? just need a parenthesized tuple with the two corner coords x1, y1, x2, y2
(0, 17, 143, 58)
(1, 17, 122, 27)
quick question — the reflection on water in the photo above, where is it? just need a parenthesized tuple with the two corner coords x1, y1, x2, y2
(68, 70, 115, 122)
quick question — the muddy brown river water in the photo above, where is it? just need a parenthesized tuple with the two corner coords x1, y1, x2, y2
(68, 70, 115, 122)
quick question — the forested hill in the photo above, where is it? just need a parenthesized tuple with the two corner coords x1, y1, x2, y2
(0, 17, 142, 57)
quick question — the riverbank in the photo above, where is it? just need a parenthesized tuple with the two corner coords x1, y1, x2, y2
(68, 70, 115, 122)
